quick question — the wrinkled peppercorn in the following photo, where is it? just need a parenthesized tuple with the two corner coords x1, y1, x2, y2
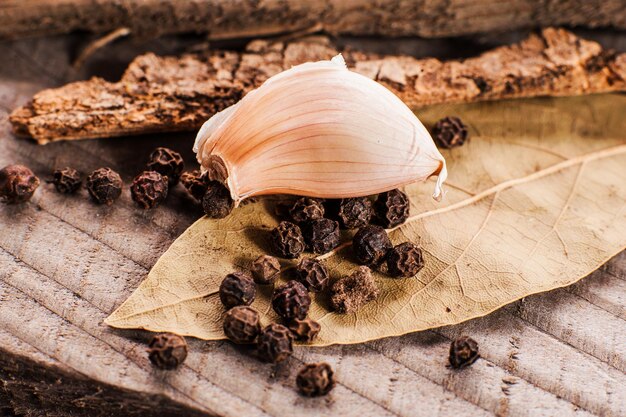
(289, 197, 325, 223)
(86, 168, 123, 205)
(202, 181, 234, 218)
(180, 170, 208, 200)
(432, 116, 469, 149)
(131, 171, 169, 209)
(303, 218, 340, 254)
(0, 165, 40, 204)
(147, 147, 184, 185)
(219, 272, 256, 309)
(352, 225, 392, 266)
(256, 323, 293, 363)
(331, 266, 379, 314)
(296, 363, 335, 397)
(270, 221, 305, 259)
(250, 255, 281, 285)
(374, 189, 410, 228)
(295, 258, 330, 292)
(386, 242, 424, 278)
(449, 336, 480, 369)
(147, 333, 188, 370)
(50, 167, 81, 194)
(288, 318, 321, 343)
(337, 197, 373, 229)
(223, 306, 261, 344)
(272, 280, 311, 321)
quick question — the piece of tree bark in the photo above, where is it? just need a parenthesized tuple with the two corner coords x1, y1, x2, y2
(1, 0, 625, 41)
(9, 28, 626, 144)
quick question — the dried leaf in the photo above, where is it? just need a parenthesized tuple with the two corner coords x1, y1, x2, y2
(106, 95, 626, 345)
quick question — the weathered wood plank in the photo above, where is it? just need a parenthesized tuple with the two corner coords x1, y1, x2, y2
(1, 0, 625, 40)
(1, 33, 625, 417)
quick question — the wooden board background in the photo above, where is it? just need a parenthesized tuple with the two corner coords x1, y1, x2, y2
(0, 35, 625, 417)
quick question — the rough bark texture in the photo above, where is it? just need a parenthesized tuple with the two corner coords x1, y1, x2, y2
(10, 28, 626, 144)
(1, 0, 625, 40)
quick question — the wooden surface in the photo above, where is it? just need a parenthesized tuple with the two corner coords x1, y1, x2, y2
(1, 35, 625, 417)
(1, 0, 625, 40)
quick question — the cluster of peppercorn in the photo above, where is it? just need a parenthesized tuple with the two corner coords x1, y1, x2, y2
(267, 190, 426, 314)
(212, 255, 334, 396)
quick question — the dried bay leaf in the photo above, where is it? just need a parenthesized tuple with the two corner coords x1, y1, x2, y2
(106, 94, 626, 345)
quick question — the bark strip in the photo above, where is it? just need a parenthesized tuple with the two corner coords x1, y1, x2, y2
(10, 28, 626, 144)
(1, 0, 625, 40)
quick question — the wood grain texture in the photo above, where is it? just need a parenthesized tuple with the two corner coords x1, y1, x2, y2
(9, 28, 626, 144)
(0, 0, 625, 40)
(0, 35, 625, 417)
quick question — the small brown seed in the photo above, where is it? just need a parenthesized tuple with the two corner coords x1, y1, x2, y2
(223, 306, 261, 344)
(180, 170, 209, 200)
(288, 318, 321, 343)
(386, 242, 424, 277)
(331, 266, 379, 314)
(50, 167, 81, 194)
(256, 323, 293, 363)
(0, 165, 40, 204)
(337, 197, 373, 229)
(374, 189, 410, 228)
(147, 147, 184, 185)
(147, 333, 187, 370)
(296, 363, 335, 397)
(250, 255, 281, 285)
(131, 171, 169, 209)
(303, 218, 340, 254)
(449, 336, 480, 369)
(219, 272, 256, 309)
(432, 116, 469, 149)
(352, 225, 392, 266)
(295, 258, 329, 292)
(202, 181, 234, 218)
(86, 167, 123, 205)
(272, 280, 311, 321)
(270, 221, 305, 259)
(289, 197, 325, 223)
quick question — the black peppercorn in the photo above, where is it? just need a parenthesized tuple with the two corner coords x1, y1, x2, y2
(289, 197, 325, 223)
(303, 218, 340, 254)
(432, 116, 469, 149)
(0, 165, 40, 204)
(223, 306, 261, 344)
(86, 167, 123, 205)
(337, 197, 373, 229)
(295, 258, 329, 292)
(219, 272, 256, 309)
(131, 171, 169, 209)
(288, 318, 321, 343)
(272, 280, 311, 321)
(256, 323, 293, 363)
(296, 363, 335, 397)
(331, 266, 379, 314)
(270, 221, 305, 259)
(374, 189, 410, 228)
(147, 147, 184, 185)
(147, 333, 188, 370)
(449, 336, 480, 369)
(202, 181, 234, 218)
(250, 255, 281, 285)
(386, 242, 424, 277)
(180, 170, 208, 201)
(50, 167, 81, 194)
(352, 225, 392, 266)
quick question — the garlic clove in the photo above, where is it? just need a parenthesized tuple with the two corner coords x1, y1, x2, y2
(195, 54, 447, 205)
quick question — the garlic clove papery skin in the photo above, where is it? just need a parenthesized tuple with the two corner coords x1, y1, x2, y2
(194, 54, 447, 206)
